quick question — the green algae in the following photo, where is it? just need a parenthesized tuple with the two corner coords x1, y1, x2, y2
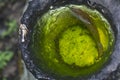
(30, 5, 115, 78)
(59, 25, 98, 67)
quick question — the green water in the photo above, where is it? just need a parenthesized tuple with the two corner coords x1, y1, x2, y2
(30, 5, 115, 78)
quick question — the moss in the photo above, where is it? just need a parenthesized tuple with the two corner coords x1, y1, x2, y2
(30, 5, 115, 78)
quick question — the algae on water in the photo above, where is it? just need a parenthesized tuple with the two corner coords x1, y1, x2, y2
(30, 5, 115, 77)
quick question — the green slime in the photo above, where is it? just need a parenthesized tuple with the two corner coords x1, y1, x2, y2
(30, 5, 115, 78)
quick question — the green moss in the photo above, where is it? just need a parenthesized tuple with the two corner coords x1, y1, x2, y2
(30, 5, 115, 78)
